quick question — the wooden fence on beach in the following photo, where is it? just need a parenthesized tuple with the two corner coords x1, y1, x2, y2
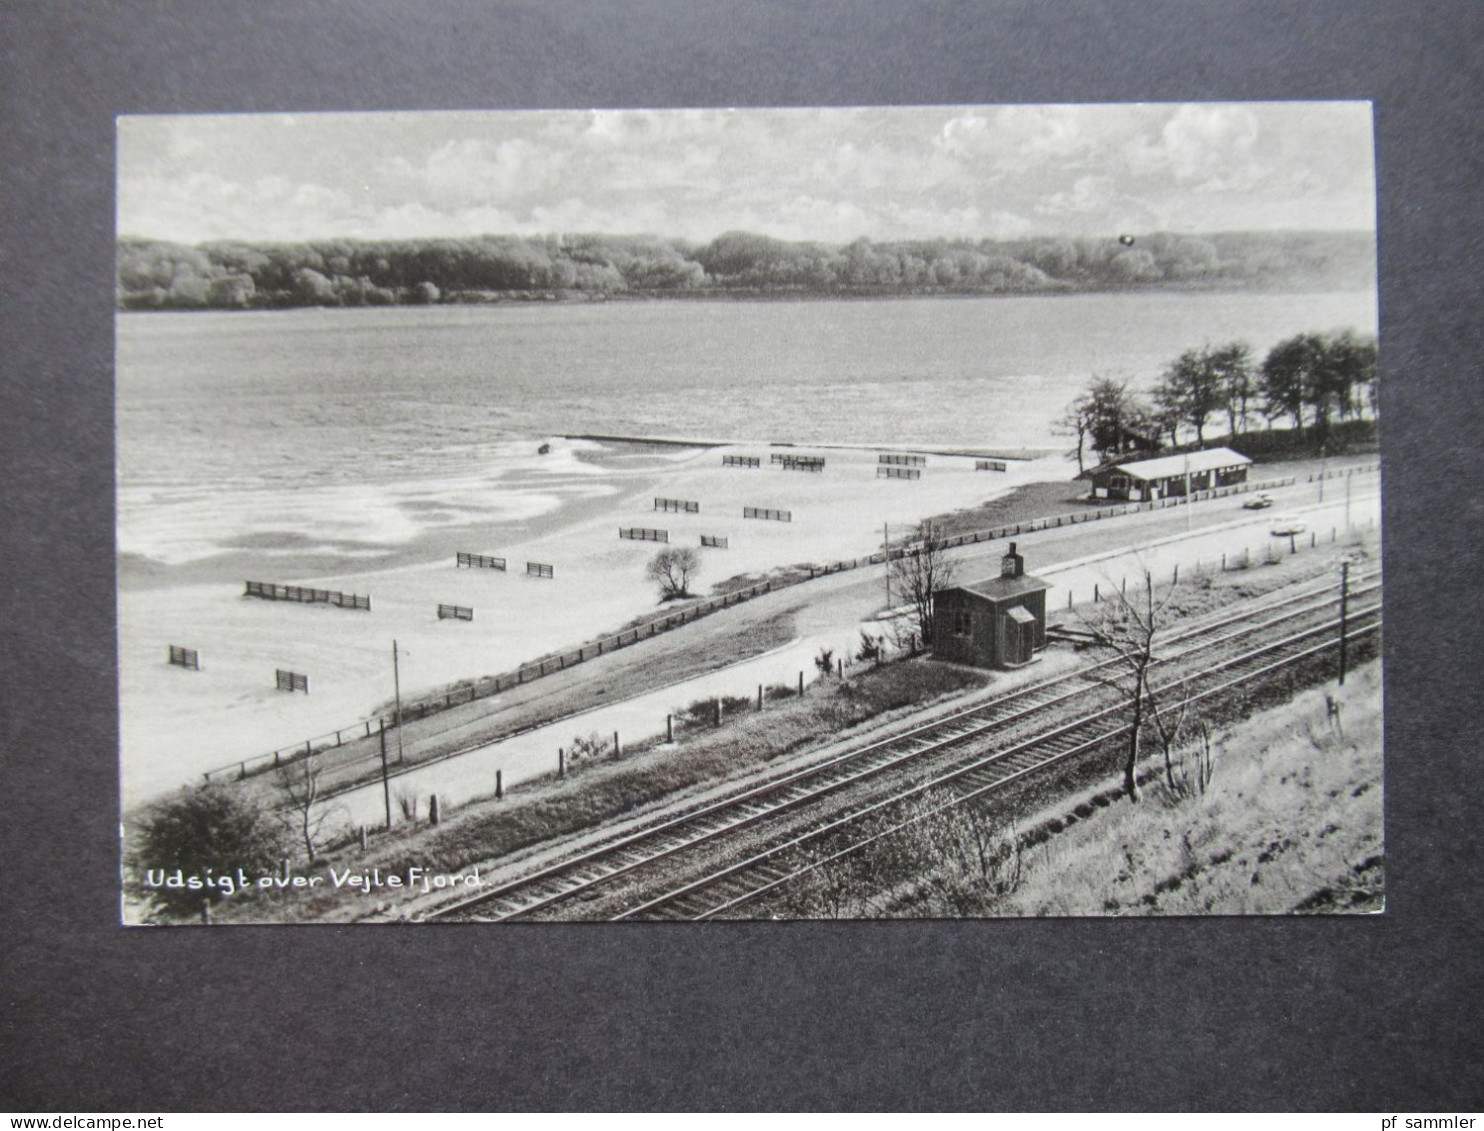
(526, 562, 554, 579)
(437, 604, 474, 621)
(456, 552, 506, 570)
(879, 453, 926, 467)
(744, 506, 792, 522)
(976, 459, 1008, 472)
(168, 645, 200, 671)
(722, 455, 761, 468)
(275, 669, 309, 694)
(620, 527, 669, 543)
(655, 497, 700, 513)
(877, 466, 922, 480)
(700, 535, 729, 549)
(204, 467, 1373, 786)
(778, 455, 825, 472)
(245, 581, 370, 610)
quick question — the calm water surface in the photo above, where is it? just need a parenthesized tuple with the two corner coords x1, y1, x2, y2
(116, 293, 1377, 571)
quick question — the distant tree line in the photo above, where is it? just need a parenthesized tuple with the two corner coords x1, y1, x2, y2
(1062, 329, 1378, 472)
(116, 229, 1375, 311)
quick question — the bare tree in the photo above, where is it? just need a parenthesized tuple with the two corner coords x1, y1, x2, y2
(277, 747, 331, 862)
(1081, 570, 1180, 802)
(889, 518, 957, 648)
(646, 546, 701, 601)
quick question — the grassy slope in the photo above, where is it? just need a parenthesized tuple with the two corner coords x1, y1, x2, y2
(988, 660, 1384, 916)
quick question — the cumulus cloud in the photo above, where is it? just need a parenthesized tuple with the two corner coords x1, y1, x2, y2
(118, 104, 1376, 245)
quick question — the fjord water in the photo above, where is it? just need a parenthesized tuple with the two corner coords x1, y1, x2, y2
(116, 292, 1376, 578)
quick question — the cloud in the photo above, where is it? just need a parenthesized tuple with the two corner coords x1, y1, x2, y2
(1125, 104, 1263, 190)
(118, 104, 1375, 245)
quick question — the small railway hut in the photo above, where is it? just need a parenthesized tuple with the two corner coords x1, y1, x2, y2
(1088, 447, 1251, 502)
(932, 543, 1051, 669)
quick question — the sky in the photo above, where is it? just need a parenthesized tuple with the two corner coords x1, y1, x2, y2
(117, 103, 1376, 246)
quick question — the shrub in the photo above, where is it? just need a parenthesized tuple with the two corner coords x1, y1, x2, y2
(133, 785, 288, 919)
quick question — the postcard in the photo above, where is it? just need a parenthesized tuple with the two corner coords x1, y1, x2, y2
(117, 103, 1380, 924)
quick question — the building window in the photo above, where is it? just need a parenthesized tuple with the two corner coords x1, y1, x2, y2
(953, 607, 972, 636)
(1110, 474, 1130, 492)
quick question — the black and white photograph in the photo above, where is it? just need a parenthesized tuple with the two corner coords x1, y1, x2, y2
(117, 102, 1382, 925)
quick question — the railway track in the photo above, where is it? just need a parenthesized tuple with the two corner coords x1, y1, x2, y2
(423, 568, 1380, 922)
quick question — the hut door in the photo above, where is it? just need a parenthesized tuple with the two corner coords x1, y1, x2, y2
(1005, 606, 1037, 666)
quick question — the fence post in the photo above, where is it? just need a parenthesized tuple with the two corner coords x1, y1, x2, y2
(799, 671, 804, 696)
(1221, 553, 1226, 571)
(1094, 583, 1099, 603)
(496, 770, 504, 799)
(429, 794, 440, 826)
(1068, 590, 1073, 610)
(1121, 577, 1127, 596)
(837, 658, 844, 678)
(713, 698, 722, 727)
(757, 684, 763, 711)
(666, 714, 674, 743)
(359, 825, 368, 852)
(1173, 563, 1179, 584)
(613, 730, 621, 759)
(558, 749, 565, 778)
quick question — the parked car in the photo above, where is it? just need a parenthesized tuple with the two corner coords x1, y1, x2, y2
(1243, 492, 1274, 510)
(1270, 514, 1308, 536)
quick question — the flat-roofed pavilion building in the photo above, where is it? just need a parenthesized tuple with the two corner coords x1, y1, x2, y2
(1089, 446, 1252, 502)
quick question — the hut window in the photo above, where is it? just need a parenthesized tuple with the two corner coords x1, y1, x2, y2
(953, 607, 972, 636)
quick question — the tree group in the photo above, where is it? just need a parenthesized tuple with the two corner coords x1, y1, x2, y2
(116, 229, 1375, 311)
(1063, 330, 1377, 471)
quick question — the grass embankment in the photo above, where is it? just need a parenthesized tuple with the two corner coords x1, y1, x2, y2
(212, 656, 988, 923)
(768, 654, 1382, 920)
(996, 660, 1384, 916)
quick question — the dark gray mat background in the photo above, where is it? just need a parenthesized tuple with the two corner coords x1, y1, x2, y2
(3, 0, 1480, 1112)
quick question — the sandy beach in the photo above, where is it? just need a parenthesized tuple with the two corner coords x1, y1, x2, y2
(119, 437, 1063, 804)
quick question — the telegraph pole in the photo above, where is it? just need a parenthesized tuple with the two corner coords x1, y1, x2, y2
(1339, 561, 1350, 685)
(1184, 453, 1192, 532)
(378, 719, 392, 828)
(883, 521, 891, 608)
(392, 639, 405, 764)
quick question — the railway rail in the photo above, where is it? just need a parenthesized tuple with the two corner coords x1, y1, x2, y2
(423, 567, 1380, 923)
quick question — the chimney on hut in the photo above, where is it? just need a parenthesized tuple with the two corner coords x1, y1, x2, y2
(1000, 542, 1025, 580)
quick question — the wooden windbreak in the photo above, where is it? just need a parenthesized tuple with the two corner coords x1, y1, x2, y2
(168, 645, 200, 670)
(245, 581, 370, 610)
(620, 527, 669, 542)
(743, 506, 792, 522)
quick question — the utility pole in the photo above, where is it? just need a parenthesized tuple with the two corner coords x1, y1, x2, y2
(883, 521, 891, 608)
(1184, 453, 1192, 532)
(392, 639, 405, 764)
(1339, 560, 1350, 686)
(378, 719, 392, 828)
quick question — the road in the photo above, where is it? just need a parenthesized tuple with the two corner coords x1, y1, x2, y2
(314, 468, 1381, 829)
